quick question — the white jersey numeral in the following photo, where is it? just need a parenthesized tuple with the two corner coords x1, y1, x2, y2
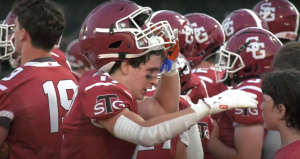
(43, 80, 77, 133)
(132, 140, 171, 159)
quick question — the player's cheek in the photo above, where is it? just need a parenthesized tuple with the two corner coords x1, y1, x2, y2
(261, 102, 269, 124)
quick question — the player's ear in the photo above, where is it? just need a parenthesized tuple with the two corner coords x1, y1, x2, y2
(120, 60, 130, 75)
(277, 104, 286, 120)
(20, 28, 27, 41)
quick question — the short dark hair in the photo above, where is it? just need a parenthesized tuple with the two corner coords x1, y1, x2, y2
(109, 50, 166, 75)
(261, 70, 300, 130)
(12, 0, 65, 51)
(273, 42, 300, 72)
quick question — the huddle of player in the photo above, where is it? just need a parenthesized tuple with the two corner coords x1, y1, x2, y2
(0, 0, 299, 159)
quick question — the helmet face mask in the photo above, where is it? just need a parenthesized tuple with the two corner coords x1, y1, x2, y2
(0, 23, 15, 60)
(215, 45, 245, 83)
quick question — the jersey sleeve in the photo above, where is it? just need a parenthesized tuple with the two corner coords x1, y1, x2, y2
(179, 96, 191, 110)
(71, 72, 80, 82)
(229, 80, 264, 126)
(80, 83, 134, 120)
(0, 84, 14, 127)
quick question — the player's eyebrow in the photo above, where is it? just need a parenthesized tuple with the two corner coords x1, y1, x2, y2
(147, 67, 160, 72)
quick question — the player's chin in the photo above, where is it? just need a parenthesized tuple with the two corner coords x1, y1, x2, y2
(136, 95, 144, 100)
(136, 89, 147, 100)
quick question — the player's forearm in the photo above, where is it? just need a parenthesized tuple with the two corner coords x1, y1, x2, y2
(207, 138, 237, 159)
(154, 71, 180, 113)
(140, 108, 195, 127)
(113, 105, 210, 147)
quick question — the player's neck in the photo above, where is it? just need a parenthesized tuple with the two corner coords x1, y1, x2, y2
(195, 61, 214, 69)
(20, 45, 52, 66)
(76, 69, 86, 77)
(279, 124, 300, 148)
(110, 70, 131, 91)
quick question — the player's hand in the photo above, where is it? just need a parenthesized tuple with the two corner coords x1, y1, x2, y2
(203, 90, 258, 115)
(0, 142, 9, 159)
(160, 29, 180, 75)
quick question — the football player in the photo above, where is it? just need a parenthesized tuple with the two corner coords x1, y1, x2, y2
(0, 0, 78, 158)
(261, 70, 300, 159)
(185, 13, 228, 159)
(150, 10, 216, 158)
(253, 0, 299, 44)
(61, 1, 258, 159)
(1, 11, 71, 70)
(208, 27, 282, 159)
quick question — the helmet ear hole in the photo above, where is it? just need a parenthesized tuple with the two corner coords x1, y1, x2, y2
(243, 66, 252, 73)
(118, 7, 124, 12)
(109, 40, 122, 48)
(129, 13, 149, 28)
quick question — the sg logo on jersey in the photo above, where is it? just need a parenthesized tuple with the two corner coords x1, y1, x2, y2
(181, 25, 194, 45)
(259, 2, 276, 21)
(246, 36, 266, 59)
(222, 17, 234, 37)
(191, 22, 209, 44)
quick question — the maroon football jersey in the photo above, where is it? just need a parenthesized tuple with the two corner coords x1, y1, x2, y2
(275, 140, 300, 159)
(71, 71, 81, 82)
(219, 78, 264, 149)
(61, 70, 138, 159)
(51, 48, 71, 70)
(229, 78, 264, 125)
(0, 59, 78, 159)
(134, 137, 181, 159)
(192, 68, 228, 97)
